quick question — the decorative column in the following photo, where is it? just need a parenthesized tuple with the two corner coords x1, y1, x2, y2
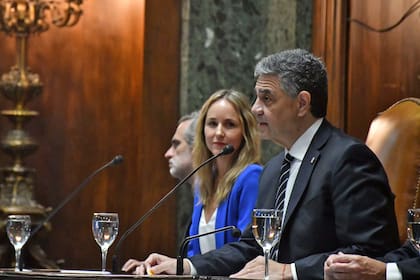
(0, 0, 83, 268)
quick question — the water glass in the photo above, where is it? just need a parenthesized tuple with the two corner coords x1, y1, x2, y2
(92, 212, 119, 272)
(407, 208, 420, 253)
(252, 209, 282, 280)
(6, 215, 31, 271)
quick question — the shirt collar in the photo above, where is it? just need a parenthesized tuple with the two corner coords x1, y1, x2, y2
(285, 118, 323, 161)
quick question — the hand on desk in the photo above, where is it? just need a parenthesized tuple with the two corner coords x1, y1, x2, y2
(122, 253, 191, 275)
(324, 253, 386, 280)
(122, 259, 145, 275)
(230, 256, 292, 280)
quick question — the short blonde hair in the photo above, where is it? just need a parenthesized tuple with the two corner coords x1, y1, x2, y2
(193, 89, 261, 206)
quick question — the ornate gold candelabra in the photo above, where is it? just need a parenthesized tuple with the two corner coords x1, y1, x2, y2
(0, 0, 83, 268)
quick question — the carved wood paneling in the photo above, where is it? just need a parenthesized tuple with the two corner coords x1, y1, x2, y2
(313, 0, 420, 140)
(0, 0, 181, 269)
(347, 0, 420, 140)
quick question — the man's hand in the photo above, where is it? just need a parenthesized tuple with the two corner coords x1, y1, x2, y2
(122, 258, 146, 275)
(230, 256, 292, 280)
(122, 253, 191, 275)
(324, 253, 386, 280)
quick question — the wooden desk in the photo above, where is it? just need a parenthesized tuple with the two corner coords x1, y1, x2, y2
(0, 269, 202, 280)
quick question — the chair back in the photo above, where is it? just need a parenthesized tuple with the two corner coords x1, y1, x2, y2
(365, 97, 420, 244)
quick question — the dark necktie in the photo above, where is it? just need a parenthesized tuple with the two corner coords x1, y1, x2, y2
(270, 153, 294, 260)
(274, 153, 294, 212)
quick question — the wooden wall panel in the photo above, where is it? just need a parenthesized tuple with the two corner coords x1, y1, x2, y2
(347, 0, 420, 140)
(312, 0, 349, 129)
(0, 0, 180, 269)
(313, 0, 420, 141)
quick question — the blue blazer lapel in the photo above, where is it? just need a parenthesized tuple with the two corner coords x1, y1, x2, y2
(215, 199, 228, 248)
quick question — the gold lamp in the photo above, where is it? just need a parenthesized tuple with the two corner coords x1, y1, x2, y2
(0, 0, 83, 268)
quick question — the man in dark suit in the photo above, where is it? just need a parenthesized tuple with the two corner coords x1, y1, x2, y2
(324, 241, 420, 280)
(122, 49, 400, 279)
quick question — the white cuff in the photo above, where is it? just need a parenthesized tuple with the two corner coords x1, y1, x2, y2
(291, 263, 298, 280)
(185, 259, 197, 276)
(386, 262, 402, 280)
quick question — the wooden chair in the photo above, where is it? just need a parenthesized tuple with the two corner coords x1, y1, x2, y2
(365, 97, 420, 244)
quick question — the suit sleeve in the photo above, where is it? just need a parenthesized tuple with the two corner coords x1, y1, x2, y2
(383, 241, 420, 280)
(295, 144, 399, 279)
(383, 241, 418, 262)
(190, 227, 262, 276)
(395, 258, 420, 280)
(189, 164, 266, 276)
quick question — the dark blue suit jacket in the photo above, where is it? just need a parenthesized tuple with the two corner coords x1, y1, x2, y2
(190, 120, 399, 279)
(383, 241, 420, 280)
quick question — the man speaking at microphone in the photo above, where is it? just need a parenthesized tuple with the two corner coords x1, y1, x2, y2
(123, 49, 399, 279)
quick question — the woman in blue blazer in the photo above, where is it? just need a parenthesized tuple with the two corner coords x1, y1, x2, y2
(187, 89, 262, 257)
(187, 163, 261, 256)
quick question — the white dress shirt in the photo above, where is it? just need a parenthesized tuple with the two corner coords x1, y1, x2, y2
(282, 118, 323, 280)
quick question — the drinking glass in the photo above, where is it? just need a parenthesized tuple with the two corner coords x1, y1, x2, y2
(252, 209, 282, 280)
(92, 212, 119, 272)
(407, 208, 420, 253)
(6, 215, 31, 271)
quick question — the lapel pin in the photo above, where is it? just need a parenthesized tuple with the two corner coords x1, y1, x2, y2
(310, 157, 316, 164)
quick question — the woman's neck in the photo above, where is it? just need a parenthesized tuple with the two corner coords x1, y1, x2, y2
(215, 156, 232, 178)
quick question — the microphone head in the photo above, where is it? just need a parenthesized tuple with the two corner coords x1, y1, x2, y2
(111, 155, 124, 165)
(231, 228, 241, 238)
(221, 144, 234, 155)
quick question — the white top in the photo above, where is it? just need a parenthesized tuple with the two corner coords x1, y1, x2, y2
(198, 208, 217, 254)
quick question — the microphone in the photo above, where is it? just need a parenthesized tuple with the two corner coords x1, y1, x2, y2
(111, 145, 234, 274)
(30, 155, 124, 238)
(17, 155, 123, 271)
(176, 225, 241, 275)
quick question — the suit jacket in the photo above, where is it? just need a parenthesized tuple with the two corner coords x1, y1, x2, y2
(187, 164, 262, 256)
(383, 241, 420, 280)
(190, 120, 399, 279)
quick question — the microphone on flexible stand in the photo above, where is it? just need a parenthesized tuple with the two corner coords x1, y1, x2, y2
(30, 155, 124, 238)
(176, 225, 241, 275)
(111, 145, 234, 274)
(18, 155, 123, 271)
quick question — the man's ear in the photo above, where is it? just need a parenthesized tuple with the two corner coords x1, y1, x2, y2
(296, 91, 311, 117)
